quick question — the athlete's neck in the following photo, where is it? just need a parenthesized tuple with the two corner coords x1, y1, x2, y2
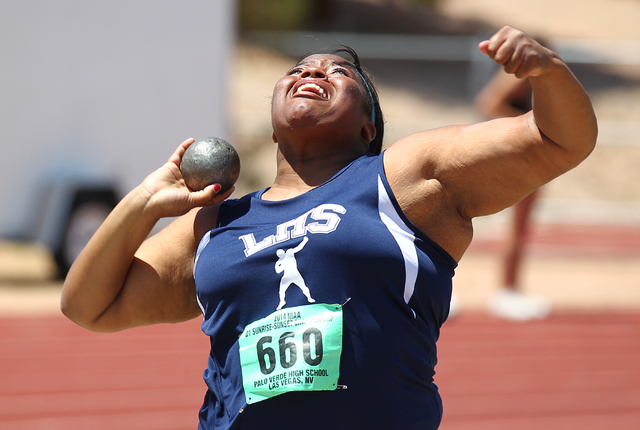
(262, 147, 365, 201)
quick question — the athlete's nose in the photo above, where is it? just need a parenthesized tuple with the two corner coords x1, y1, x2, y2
(300, 66, 326, 79)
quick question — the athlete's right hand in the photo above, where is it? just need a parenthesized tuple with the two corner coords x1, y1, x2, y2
(136, 138, 234, 219)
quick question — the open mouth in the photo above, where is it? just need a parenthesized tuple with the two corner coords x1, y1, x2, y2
(294, 82, 328, 99)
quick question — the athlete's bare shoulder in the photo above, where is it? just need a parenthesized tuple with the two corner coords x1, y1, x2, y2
(194, 204, 222, 242)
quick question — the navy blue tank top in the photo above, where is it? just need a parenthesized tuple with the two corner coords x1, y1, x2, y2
(194, 153, 456, 429)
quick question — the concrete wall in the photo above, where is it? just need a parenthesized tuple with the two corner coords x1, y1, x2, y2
(0, 0, 235, 237)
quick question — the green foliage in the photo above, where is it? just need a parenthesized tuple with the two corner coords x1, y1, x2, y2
(239, 0, 314, 31)
(238, 0, 441, 32)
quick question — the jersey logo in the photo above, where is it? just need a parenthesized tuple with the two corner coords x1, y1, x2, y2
(275, 236, 315, 310)
(239, 204, 346, 257)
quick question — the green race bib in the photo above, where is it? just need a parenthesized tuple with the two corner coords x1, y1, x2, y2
(238, 303, 343, 404)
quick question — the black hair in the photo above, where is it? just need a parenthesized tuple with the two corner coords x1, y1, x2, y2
(298, 45, 384, 155)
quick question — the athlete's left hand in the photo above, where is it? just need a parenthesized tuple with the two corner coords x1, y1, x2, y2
(479, 26, 555, 79)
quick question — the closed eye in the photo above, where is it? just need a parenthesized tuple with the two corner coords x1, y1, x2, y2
(331, 67, 350, 76)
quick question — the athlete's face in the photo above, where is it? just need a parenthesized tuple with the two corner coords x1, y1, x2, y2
(271, 54, 372, 139)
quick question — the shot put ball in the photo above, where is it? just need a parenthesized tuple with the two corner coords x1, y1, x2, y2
(180, 137, 240, 192)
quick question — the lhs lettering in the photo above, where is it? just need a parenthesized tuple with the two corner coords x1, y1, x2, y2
(239, 204, 346, 257)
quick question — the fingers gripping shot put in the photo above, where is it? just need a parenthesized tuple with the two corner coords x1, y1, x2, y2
(61, 26, 597, 430)
(180, 137, 241, 193)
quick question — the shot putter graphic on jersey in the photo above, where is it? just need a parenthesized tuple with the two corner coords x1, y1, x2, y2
(275, 237, 315, 310)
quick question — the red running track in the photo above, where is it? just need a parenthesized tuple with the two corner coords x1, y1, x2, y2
(1, 312, 639, 429)
(438, 312, 640, 430)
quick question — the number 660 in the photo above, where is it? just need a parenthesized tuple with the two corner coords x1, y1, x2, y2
(256, 328, 323, 375)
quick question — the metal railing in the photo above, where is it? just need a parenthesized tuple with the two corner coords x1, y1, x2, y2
(244, 31, 640, 65)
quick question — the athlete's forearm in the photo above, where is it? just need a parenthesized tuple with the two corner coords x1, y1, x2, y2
(60, 186, 159, 331)
(530, 55, 598, 165)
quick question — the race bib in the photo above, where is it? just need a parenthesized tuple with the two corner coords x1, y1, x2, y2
(238, 303, 343, 404)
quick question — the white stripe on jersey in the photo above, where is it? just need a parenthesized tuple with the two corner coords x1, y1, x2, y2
(194, 232, 212, 315)
(377, 175, 418, 315)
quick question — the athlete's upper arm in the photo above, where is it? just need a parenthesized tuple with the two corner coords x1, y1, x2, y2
(387, 113, 570, 219)
(92, 207, 216, 331)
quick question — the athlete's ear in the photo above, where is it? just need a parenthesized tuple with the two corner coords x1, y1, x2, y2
(272, 131, 278, 143)
(361, 122, 376, 144)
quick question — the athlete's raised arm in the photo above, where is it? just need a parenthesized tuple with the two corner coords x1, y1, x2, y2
(384, 26, 597, 260)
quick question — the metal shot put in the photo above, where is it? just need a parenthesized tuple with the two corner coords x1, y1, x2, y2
(180, 137, 240, 192)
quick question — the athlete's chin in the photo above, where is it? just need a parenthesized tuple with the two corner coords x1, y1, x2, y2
(281, 106, 326, 128)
